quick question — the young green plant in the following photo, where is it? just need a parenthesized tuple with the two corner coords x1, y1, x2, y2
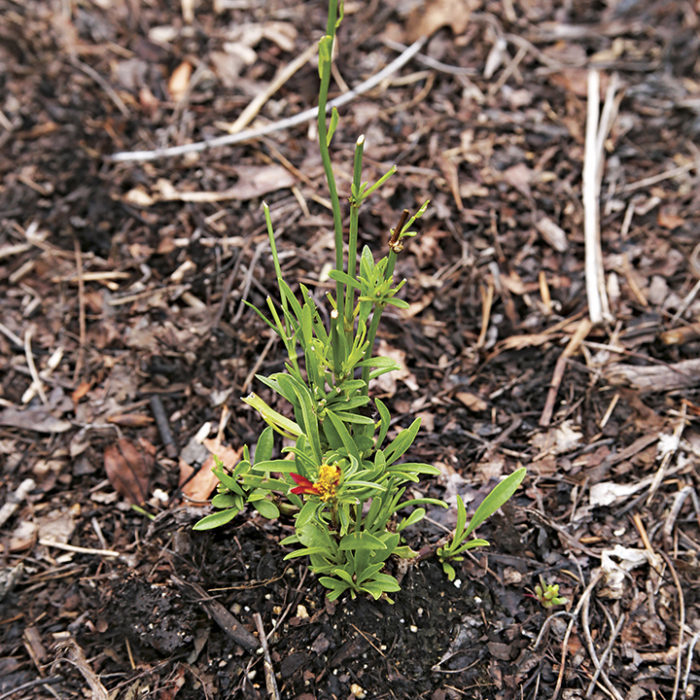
(193, 0, 525, 602)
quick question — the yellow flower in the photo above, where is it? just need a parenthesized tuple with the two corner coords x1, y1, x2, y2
(290, 463, 341, 502)
(315, 463, 341, 501)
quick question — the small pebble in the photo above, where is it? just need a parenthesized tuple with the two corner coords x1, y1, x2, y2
(350, 683, 366, 699)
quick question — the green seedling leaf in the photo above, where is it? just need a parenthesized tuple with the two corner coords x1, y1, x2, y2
(254, 426, 274, 465)
(384, 417, 421, 465)
(359, 165, 397, 200)
(463, 467, 526, 539)
(441, 561, 456, 582)
(253, 499, 280, 519)
(251, 459, 297, 473)
(211, 493, 240, 509)
(339, 531, 387, 551)
(375, 399, 391, 448)
(328, 269, 361, 290)
(326, 411, 360, 462)
(243, 393, 302, 439)
(396, 507, 425, 532)
(193, 507, 240, 531)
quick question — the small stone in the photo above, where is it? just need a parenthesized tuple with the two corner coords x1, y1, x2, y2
(350, 682, 366, 699)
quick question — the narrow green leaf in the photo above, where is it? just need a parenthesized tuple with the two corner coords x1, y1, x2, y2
(328, 269, 361, 289)
(251, 459, 296, 473)
(326, 411, 360, 462)
(192, 508, 240, 531)
(326, 106, 339, 147)
(442, 561, 456, 582)
(339, 531, 387, 551)
(384, 417, 421, 465)
(375, 398, 391, 448)
(397, 507, 425, 532)
(463, 467, 526, 539)
(455, 493, 467, 540)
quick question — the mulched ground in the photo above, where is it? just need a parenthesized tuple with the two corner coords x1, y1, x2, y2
(1, 1, 699, 698)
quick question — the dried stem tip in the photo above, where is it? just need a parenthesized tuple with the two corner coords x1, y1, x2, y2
(388, 209, 410, 253)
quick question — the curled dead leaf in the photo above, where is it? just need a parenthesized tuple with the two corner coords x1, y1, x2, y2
(406, 0, 475, 42)
(103, 438, 154, 504)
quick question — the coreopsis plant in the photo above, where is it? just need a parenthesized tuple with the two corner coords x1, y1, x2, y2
(194, 0, 526, 601)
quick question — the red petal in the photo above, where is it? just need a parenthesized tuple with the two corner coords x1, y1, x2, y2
(290, 473, 314, 488)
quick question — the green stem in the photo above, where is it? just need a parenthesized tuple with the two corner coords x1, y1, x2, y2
(345, 135, 364, 338)
(317, 0, 345, 342)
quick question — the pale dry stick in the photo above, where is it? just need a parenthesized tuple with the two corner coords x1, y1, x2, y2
(599, 392, 619, 429)
(583, 70, 612, 324)
(663, 486, 700, 544)
(22, 346, 63, 404)
(683, 630, 699, 693)
(595, 73, 621, 184)
(253, 612, 281, 700)
(108, 37, 427, 163)
(659, 550, 685, 700)
(476, 279, 494, 348)
(670, 243, 700, 324)
(552, 569, 603, 700)
(646, 402, 687, 506)
(73, 237, 86, 384)
(488, 44, 528, 96)
(581, 591, 624, 700)
(232, 242, 266, 324)
(0, 321, 27, 348)
(242, 334, 276, 393)
(531, 609, 575, 651)
(586, 613, 626, 698)
(539, 317, 593, 426)
(619, 161, 696, 194)
(220, 42, 318, 134)
(38, 539, 120, 557)
(23, 326, 48, 406)
(0, 478, 36, 528)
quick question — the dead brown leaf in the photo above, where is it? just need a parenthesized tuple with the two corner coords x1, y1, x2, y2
(103, 438, 154, 504)
(406, 0, 476, 42)
(657, 208, 684, 230)
(0, 406, 72, 433)
(455, 391, 488, 412)
(179, 454, 225, 503)
(202, 438, 242, 469)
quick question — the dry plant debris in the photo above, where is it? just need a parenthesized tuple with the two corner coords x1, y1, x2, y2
(0, 1, 699, 698)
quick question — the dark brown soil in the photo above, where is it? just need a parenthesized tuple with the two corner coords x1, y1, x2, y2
(1, 1, 699, 699)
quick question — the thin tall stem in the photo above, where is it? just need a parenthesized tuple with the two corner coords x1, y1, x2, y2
(317, 0, 345, 335)
(345, 135, 365, 339)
